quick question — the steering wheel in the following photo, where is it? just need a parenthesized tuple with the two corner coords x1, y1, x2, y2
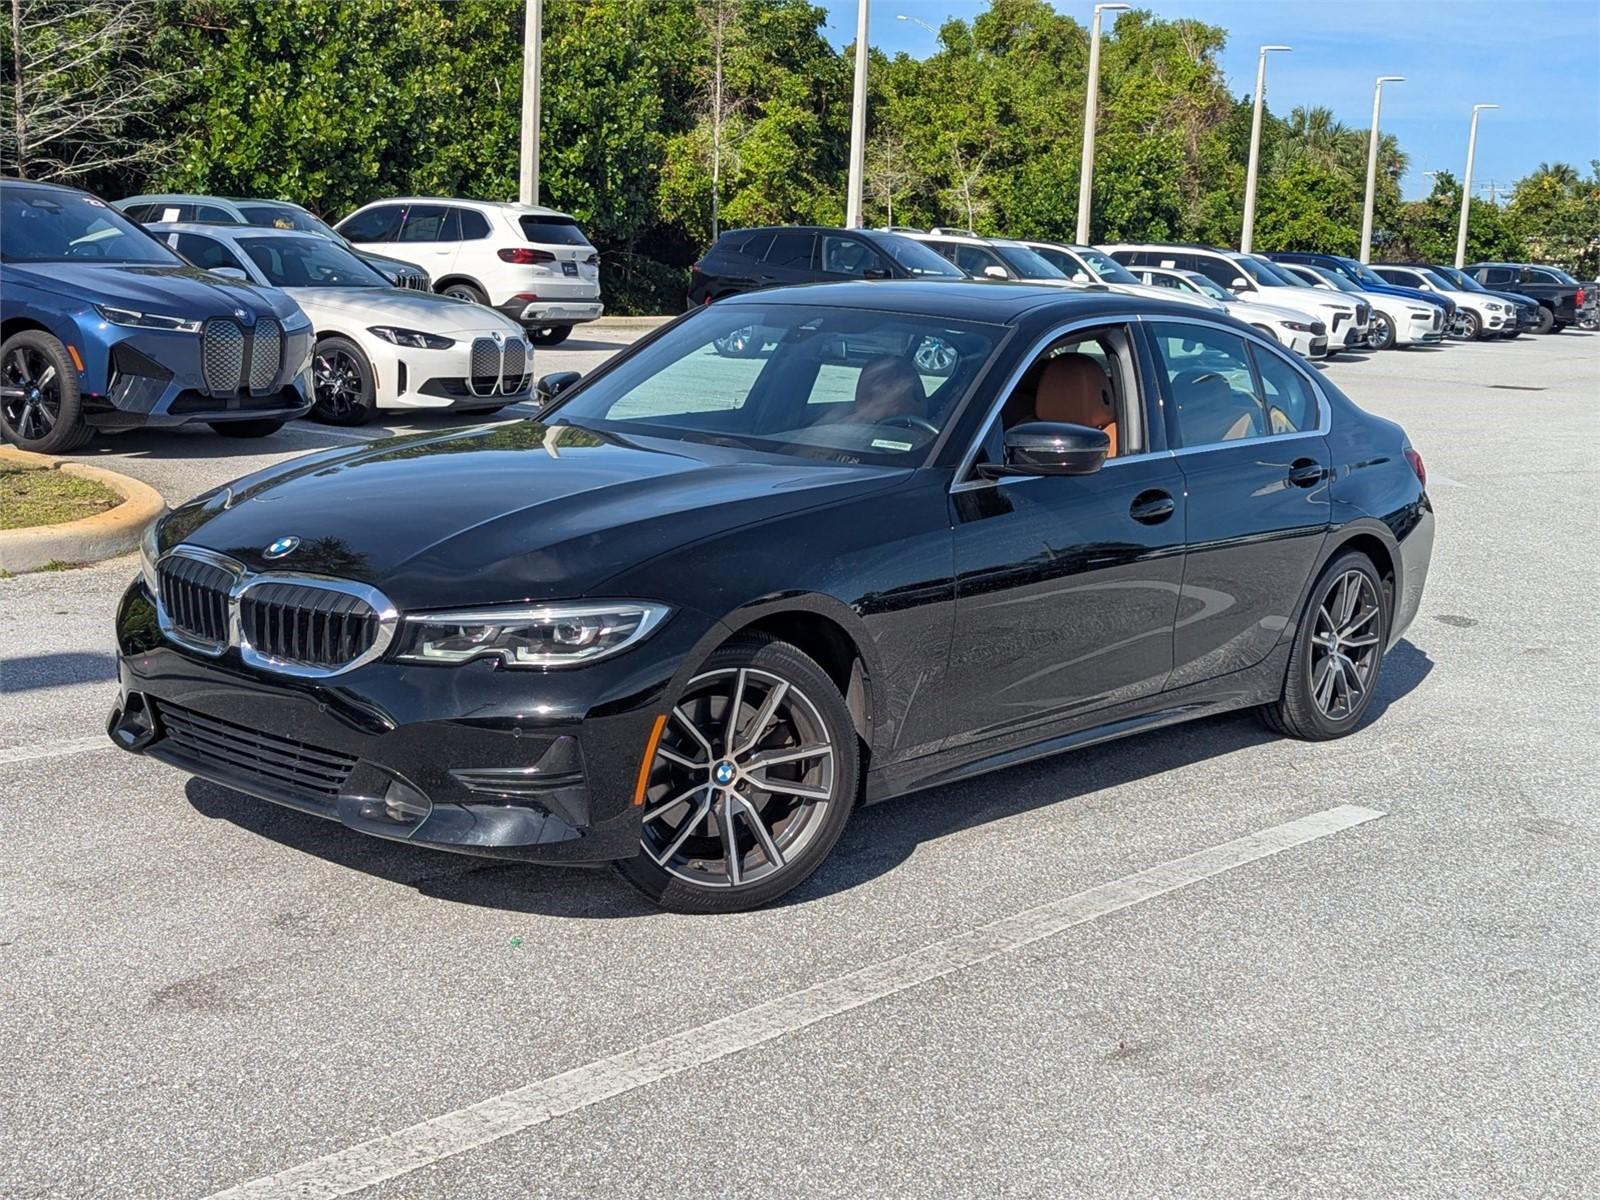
(880, 414, 939, 437)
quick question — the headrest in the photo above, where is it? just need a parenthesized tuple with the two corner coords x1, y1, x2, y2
(854, 356, 926, 415)
(1035, 353, 1114, 429)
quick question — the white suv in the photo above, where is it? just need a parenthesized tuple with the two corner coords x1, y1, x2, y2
(335, 197, 603, 345)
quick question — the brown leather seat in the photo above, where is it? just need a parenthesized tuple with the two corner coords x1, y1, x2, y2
(1033, 353, 1118, 456)
(847, 356, 926, 424)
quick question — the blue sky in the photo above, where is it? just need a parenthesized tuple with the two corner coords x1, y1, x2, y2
(820, 0, 1600, 200)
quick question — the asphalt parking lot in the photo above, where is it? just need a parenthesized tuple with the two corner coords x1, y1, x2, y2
(2, 328, 1597, 1199)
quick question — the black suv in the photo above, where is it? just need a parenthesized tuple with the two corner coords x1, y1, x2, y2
(688, 226, 964, 306)
(1463, 263, 1586, 333)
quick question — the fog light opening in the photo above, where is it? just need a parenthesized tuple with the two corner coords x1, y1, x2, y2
(357, 777, 432, 826)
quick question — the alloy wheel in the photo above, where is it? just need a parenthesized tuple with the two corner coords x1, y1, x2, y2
(1370, 313, 1392, 348)
(1308, 570, 1381, 721)
(1, 346, 61, 442)
(639, 666, 837, 889)
(313, 349, 363, 418)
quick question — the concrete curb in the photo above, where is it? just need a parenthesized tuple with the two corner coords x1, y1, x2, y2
(0, 447, 166, 574)
(590, 315, 675, 332)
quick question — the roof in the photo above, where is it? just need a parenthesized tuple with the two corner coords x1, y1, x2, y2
(716, 278, 1215, 325)
(351, 196, 575, 219)
(1, 177, 89, 196)
(147, 221, 312, 241)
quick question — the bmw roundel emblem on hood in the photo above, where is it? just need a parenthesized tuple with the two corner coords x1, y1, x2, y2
(264, 536, 300, 559)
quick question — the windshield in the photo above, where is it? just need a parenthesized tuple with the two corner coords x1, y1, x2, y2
(1431, 265, 1484, 292)
(1341, 258, 1390, 289)
(1, 188, 182, 265)
(1077, 247, 1139, 284)
(993, 245, 1066, 280)
(1414, 268, 1458, 291)
(237, 235, 387, 288)
(1243, 256, 1304, 287)
(1185, 274, 1231, 301)
(873, 233, 963, 278)
(545, 303, 1000, 467)
(1529, 266, 1579, 285)
(1309, 267, 1363, 294)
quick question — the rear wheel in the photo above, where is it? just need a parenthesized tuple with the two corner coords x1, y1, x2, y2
(527, 325, 572, 347)
(311, 337, 376, 425)
(614, 636, 859, 913)
(209, 420, 285, 438)
(1532, 306, 1555, 334)
(1367, 312, 1396, 350)
(1259, 551, 1388, 741)
(0, 330, 91, 454)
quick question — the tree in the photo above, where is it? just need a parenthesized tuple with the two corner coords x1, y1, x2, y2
(1, 0, 178, 186)
(1509, 160, 1600, 274)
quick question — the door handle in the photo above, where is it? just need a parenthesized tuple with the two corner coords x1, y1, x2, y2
(1129, 490, 1175, 525)
(1287, 459, 1326, 488)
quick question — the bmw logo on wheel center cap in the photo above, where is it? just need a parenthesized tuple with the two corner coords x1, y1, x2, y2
(264, 536, 300, 560)
(713, 761, 737, 786)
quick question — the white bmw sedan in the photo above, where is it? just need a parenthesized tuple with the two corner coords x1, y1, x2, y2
(150, 223, 534, 424)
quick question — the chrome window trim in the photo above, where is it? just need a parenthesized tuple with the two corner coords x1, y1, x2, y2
(154, 545, 399, 678)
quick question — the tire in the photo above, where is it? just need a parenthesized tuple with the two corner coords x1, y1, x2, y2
(311, 336, 377, 425)
(614, 635, 860, 914)
(439, 281, 488, 306)
(1457, 310, 1482, 340)
(527, 325, 573, 347)
(0, 329, 92, 454)
(1532, 306, 1555, 335)
(1367, 312, 1396, 351)
(209, 420, 285, 438)
(1258, 550, 1389, 741)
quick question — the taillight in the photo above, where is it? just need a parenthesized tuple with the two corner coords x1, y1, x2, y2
(1404, 446, 1426, 488)
(584, 252, 599, 266)
(499, 248, 556, 264)
(1577, 287, 1587, 307)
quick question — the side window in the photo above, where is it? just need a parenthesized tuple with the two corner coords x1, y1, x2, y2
(121, 204, 157, 223)
(1148, 322, 1266, 446)
(398, 204, 450, 242)
(173, 233, 244, 273)
(1148, 274, 1182, 291)
(764, 232, 815, 269)
(1249, 343, 1318, 434)
(455, 208, 490, 240)
(1481, 267, 1512, 285)
(953, 244, 1003, 276)
(194, 204, 235, 224)
(818, 234, 880, 277)
(1189, 255, 1238, 289)
(735, 231, 774, 261)
(972, 325, 1140, 471)
(338, 205, 403, 243)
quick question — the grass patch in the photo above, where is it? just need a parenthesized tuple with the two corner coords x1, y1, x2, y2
(0, 464, 121, 531)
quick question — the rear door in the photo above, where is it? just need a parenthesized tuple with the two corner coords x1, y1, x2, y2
(758, 231, 818, 287)
(1145, 319, 1332, 689)
(816, 232, 890, 281)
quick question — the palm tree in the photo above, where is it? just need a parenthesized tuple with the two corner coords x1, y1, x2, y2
(1532, 161, 1581, 191)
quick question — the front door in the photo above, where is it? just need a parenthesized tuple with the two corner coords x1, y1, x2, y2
(1144, 320, 1333, 689)
(940, 322, 1185, 753)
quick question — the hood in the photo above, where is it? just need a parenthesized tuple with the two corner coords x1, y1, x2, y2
(1232, 299, 1323, 326)
(12, 262, 304, 324)
(284, 287, 522, 335)
(159, 421, 906, 609)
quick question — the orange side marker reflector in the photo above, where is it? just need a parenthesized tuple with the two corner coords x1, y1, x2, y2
(67, 344, 85, 372)
(632, 713, 668, 806)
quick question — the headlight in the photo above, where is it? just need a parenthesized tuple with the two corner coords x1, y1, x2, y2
(368, 326, 454, 350)
(396, 602, 670, 668)
(139, 519, 162, 593)
(1279, 320, 1316, 333)
(95, 304, 201, 334)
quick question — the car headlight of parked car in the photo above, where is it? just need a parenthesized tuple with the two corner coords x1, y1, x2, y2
(368, 326, 455, 350)
(1279, 319, 1317, 333)
(95, 304, 202, 334)
(395, 602, 671, 668)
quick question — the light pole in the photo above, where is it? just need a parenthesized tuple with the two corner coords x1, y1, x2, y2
(1358, 75, 1403, 264)
(1074, 2, 1129, 246)
(518, 0, 542, 206)
(895, 13, 936, 34)
(1455, 103, 1499, 268)
(1239, 44, 1290, 254)
(845, 0, 870, 228)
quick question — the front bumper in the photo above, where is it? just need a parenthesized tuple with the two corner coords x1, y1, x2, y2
(110, 579, 712, 864)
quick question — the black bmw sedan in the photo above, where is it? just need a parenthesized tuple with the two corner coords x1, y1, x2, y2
(110, 283, 1434, 912)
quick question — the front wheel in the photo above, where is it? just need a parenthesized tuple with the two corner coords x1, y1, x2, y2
(1367, 312, 1396, 350)
(440, 281, 488, 306)
(527, 325, 572, 347)
(1457, 310, 1482, 340)
(0, 330, 91, 454)
(614, 636, 859, 913)
(1259, 551, 1388, 741)
(209, 420, 285, 439)
(311, 337, 377, 425)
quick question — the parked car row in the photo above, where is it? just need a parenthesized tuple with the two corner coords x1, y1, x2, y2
(0, 178, 606, 452)
(688, 225, 1584, 370)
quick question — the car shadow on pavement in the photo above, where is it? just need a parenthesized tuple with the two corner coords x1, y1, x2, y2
(184, 639, 1433, 919)
(0, 650, 118, 692)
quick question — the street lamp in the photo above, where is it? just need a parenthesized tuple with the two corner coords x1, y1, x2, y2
(518, 0, 542, 206)
(1074, 2, 1130, 245)
(1455, 103, 1499, 268)
(845, 0, 871, 227)
(896, 13, 936, 34)
(1358, 75, 1404, 264)
(1239, 44, 1290, 254)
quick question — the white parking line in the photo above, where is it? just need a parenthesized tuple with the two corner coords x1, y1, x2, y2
(202, 803, 1384, 1200)
(0, 735, 115, 766)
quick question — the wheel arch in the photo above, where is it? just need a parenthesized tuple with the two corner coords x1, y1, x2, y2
(1, 315, 61, 345)
(433, 274, 489, 299)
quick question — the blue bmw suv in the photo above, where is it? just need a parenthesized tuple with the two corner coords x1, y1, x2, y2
(1, 180, 314, 454)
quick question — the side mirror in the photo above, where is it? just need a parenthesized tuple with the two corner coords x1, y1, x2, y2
(535, 370, 582, 407)
(1071, 271, 1090, 283)
(1229, 277, 1249, 292)
(978, 422, 1109, 478)
(211, 267, 248, 281)
(862, 265, 890, 280)
(982, 265, 1009, 280)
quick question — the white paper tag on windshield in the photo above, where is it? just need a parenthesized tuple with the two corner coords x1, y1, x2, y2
(870, 439, 914, 452)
